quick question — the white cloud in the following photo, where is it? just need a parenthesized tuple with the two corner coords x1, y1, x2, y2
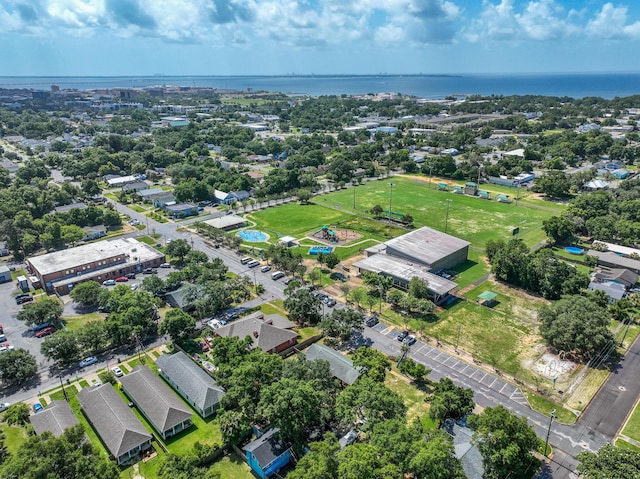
(586, 3, 640, 39)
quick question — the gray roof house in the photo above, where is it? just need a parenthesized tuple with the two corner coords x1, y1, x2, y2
(214, 312, 298, 354)
(588, 280, 626, 303)
(77, 384, 152, 465)
(443, 419, 483, 479)
(29, 399, 79, 437)
(594, 268, 639, 289)
(156, 351, 225, 418)
(305, 344, 361, 385)
(119, 366, 193, 439)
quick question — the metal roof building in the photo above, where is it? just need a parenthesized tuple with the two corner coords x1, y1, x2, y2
(156, 351, 225, 418)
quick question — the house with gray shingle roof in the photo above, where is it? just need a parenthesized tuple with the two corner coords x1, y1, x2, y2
(77, 383, 152, 465)
(305, 344, 361, 385)
(156, 351, 225, 418)
(214, 313, 298, 354)
(443, 419, 483, 479)
(119, 366, 193, 439)
(29, 400, 79, 437)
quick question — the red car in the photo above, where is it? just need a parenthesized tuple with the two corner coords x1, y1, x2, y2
(35, 326, 55, 338)
(115, 276, 129, 282)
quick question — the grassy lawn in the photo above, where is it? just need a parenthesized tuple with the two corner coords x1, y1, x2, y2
(127, 204, 146, 213)
(295, 326, 321, 341)
(1, 424, 29, 454)
(524, 392, 577, 424)
(385, 370, 434, 427)
(622, 399, 640, 442)
(120, 446, 165, 479)
(248, 203, 351, 237)
(319, 177, 563, 248)
(137, 235, 161, 246)
(64, 312, 105, 330)
(207, 454, 255, 479)
(616, 438, 640, 452)
(450, 248, 490, 290)
(564, 367, 610, 412)
(260, 302, 286, 315)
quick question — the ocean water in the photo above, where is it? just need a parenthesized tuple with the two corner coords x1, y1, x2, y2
(0, 72, 639, 99)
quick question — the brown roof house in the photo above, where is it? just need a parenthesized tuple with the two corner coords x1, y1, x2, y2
(77, 384, 152, 465)
(214, 311, 298, 354)
(156, 351, 226, 418)
(119, 366, 193, 439)
(30, 400, 79, 437)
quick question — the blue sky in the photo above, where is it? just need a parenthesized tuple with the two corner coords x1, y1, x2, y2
(1, 0, 640, 75)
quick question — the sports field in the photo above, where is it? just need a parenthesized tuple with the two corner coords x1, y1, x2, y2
(317, 176, 564, 247)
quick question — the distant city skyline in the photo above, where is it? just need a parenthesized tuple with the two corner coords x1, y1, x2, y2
(1, 1, 640, 76)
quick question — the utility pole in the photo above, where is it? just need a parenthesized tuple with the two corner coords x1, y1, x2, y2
(515, 183, 520, 206)
(544, 409, 556, 457)
(445, 199, 452, 234)
(388, 182, 395, 222)
(353, 183, 356, 209)
(59, 374, 69, 402)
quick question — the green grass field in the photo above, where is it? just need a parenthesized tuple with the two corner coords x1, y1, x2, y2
(318, 176, 563, 247)
(622, 399, 640, 443)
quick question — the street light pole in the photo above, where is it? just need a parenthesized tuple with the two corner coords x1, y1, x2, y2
(353, 183, 356, 209)
(445, 199, 452, 234)
(544, 409, 556, 457)
(388, 182, 395, 222)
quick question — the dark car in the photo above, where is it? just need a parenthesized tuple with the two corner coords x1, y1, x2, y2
(365, 316, 379, 327)
(125, 272, 137, 279)
(403, 335, 417, 346)
(143, 268, 157, 274)
(396, 330, 409, 342)
(16, 295, 33, 305)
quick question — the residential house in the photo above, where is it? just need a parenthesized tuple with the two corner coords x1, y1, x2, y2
(588, 281, 626, 303)
(54, 202, 87, 214)
(443, 419, 484, 479)
(152, 192, 176, 208)
(165, 203, 198, 219)
(165, 287, 194, 312)
(30, 400, 79, 437)
(230, 190, 251, 202)
(156, 351, 225, 418)
(587, 250, 640, 275)
(122, 181, 149, 193)
(82, 225, 107, 241)
(106, 175, 138, 188)
(305, 344, 361, 385)
(213, 311, 298, 354)
(119, 366, 193, 439)
(214, 189, 237, 205)
(593, 268, 639, 289)
(0, 265, 11, 283)
(77, 384, 152, 465)
(243, 428, 292, 479)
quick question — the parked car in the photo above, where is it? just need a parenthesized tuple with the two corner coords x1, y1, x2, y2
(326, 298, 337, 307)
(261, 265, 272, 273)
(115, 276, 128, 282)
(403, 335, 417, 346)
(79, 356, 98, 368)
(396, 330, 409, 342)
(283, 278, 295, 285)
(0, 402, 10, 412)
(31, 322, 52, 332)
(247, 260, 260, 268)
(102, 279, 116, 286)
(143, 268, 157, 274)
(271, 271, 285, 280)
(130, 284, 139, 291)
(35, 327, 55, 338)
(160, 262, 171, 268)
(0, 334, 7, 343)
(33, 403, 43, 413)
(365, 316, 379, 327)
(0, 324, 3, 334)
(125, 272, 137, 279)
(16, 295, 33, 305)
(111, 366, 124, 377)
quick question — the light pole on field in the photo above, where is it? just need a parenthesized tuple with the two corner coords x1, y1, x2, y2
(388, 182, 395, 221)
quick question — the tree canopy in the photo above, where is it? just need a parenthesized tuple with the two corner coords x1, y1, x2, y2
(577, 444, 640, 479)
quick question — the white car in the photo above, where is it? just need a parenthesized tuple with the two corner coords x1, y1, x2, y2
(102, 279, 116, 286)
(130, 283, 139, 291)
(160, 263, 171, 268)
(111, 367, 124, 377)
(0, 402, 10, 412)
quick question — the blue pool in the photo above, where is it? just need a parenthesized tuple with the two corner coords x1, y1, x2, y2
(238, 230, 268, 242)
(309, 246, 334, 255)
(565, 246, 584, 255)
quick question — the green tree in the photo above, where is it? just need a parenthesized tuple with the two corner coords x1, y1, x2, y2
(159, 309, 196, 342)
(533, 171, 571, 198)
(370, 204, 384, 217)
(324, 252, 340, 270)
(166, 238, 191, 263)
(542, 215, 575, 245)
(16, 298, 63, 327)
(469, 406, 539, 479)
(351, 346, 391, 383)
(337, 442, 402, 479)
(577, 443, 640, 479)
(336, 377, 406, 431)
(0, 348, 38, 385)
(0, 424, 119, 479)
(3, 403, 30, 426)
(218, 409, 252, 446)
(429, 378, 474, 422)
(408, 430, 466, 479)
(40, 330, 80, 366)
(69, 281, 102, 307)
(538, 295, 613, 360)
(297, 188, 312, 204)
(288, 432, 340, 479)
(284, 288, 322, 326)
(141, 275, 165, 293)
(408, 276, 430, 299)
(321, 309, 365, 343)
